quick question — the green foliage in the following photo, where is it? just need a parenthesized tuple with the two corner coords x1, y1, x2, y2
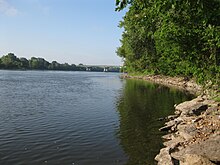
(0, 53, 120, 72)
(1, 53, 20, 69)
(116, 0, 220, 86)
(115, 0, 133, 11)
(19, 57, 29, 69)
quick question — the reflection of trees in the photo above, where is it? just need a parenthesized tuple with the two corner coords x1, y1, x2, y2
(116, 79, 193, 165)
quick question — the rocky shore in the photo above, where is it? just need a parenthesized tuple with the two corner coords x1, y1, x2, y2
(122, 74, 220, 165)
(156, 96, 220, 165)
(122, 74, 203, 95)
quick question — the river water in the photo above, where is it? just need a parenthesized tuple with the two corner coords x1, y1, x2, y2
(0, 71, 193, 165)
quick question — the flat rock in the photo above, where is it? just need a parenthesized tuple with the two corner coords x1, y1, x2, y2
(204, 106, 219, 115)
(180, 154, 215, 165)
(159, 120, 176, 131)
(184, 124, 197, 136)
(163, 136, 185, 149)
(162, 134, 175, 140)
(159, 118, 184, 132)
(171, 135, 220, 162)
(167, 115, 179, 120)
(159, 125, 173, 132)
(175, 99, 208, 116)
(178, 130, 194, 141)
(176, 124, 197, 140)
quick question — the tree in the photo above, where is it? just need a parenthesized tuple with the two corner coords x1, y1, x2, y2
(0, 53, 121, 73)
(115, 0, 133, 11)
(29, 57, 39, 69)
(1, 53, 20, 69)
(48, 61, 60, 70)
(0, 58, 2, 68)
(20, 57, 29, 69)
(116, 0, 220, 85)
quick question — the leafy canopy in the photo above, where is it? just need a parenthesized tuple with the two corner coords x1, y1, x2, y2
(116, 0, 220, 86)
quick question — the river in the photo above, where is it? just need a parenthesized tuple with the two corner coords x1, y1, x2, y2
(0, 71, 193, 165)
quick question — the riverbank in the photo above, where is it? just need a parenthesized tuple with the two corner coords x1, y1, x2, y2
(122, 74, 220, 165)
(122, 74, 203, 95)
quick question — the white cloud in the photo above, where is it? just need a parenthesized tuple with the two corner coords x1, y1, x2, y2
(0, 0, 18, 16)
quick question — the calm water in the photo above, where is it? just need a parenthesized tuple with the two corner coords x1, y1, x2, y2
(0, 71, 193, 165)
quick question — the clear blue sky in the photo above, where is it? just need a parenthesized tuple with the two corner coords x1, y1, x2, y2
(0, 0, 125, 65)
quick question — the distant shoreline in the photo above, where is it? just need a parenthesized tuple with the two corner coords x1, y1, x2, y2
(0, 53, 121, 72)
(0, 69, 121, 73)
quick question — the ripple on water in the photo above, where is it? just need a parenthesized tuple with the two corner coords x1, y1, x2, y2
(0, 71, 193, 165)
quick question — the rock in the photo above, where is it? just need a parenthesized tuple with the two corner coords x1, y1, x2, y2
(159, 120, 176, 131)
(184, 125, 197, 135)
(180, 154, 215, 165)
(204, 106, 219, 115)
(155, 148, 174, 165)
(194, 96, 205, 102)
(203, 99, 218, 105)
(159, 125, 172, 132)
(171, 135, 220, 162)
(163, 136, 185, 150)
(154, 88, 219, 165)
(191, 104, 208, 116)
(175, 99, 208, 116)
(175, 110, 182, 115)
(191, 117, 203, 123)
(159, 119, 183, 132)
(176, 124, 197, 140)
(167, 115, 179, 120)
(178, 130, 194, 141)
(162, 134, 175, 140)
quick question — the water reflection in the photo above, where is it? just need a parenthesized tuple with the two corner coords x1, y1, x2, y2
(116, 79, 194, 165)
(0, 71, 194, 165)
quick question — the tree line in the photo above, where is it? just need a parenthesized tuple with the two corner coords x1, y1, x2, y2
(0, 53, 120, 72)
(116, 0, 220, 86)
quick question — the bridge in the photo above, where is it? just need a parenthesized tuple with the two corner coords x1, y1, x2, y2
(79, 65, 121, 72)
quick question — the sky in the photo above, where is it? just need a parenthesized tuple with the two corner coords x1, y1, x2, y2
(0, 0, 126, 65)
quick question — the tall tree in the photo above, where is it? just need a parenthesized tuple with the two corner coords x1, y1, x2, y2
(1, 53, 21, 69)
(116, 0, 220, 85)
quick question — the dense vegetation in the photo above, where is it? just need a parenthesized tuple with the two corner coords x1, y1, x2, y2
(116, 0, 220, 86)
(0, 53, 120, 72)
